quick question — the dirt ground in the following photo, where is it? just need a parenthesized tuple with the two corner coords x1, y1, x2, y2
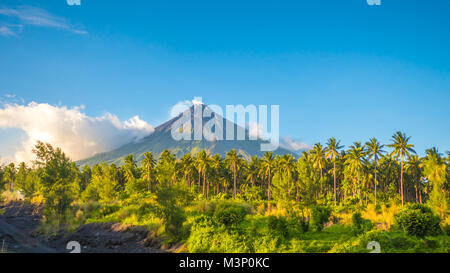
(0, 202, 166, 253)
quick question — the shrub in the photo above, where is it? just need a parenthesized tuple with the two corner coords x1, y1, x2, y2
(286, 214, 309, 234)
(394, 204, 441, 237)
(311, 205, 331, 231)
(352, 212, 374, 234)
(267, 216, 289, 239)
(213, 202, 247, 228)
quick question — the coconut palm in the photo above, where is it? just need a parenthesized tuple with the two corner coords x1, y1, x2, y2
(325, 138, 344, 206)
(142, 152, 156, 191)
(196, 150, 210, 196)
(210, 154, 223, 194)
(405, 155, 422, 203)
(365, 137, 384, 206)
(246, 156, 260, 187)
(421, 148, 447, 217)
(311, 143, 326, 178)
(388, 131, 416, 206)
(180, 153, 195, 187)
(345, 142, 367, 202)
(123, 154, 137, 183)
(225, 149, 242, 199)
(4, 163, 16, 191)
(279, 154, 296, 197)
(259, 151, 275, 202)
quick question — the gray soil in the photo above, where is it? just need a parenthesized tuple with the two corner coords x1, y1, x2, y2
(0, 202, 166, 253)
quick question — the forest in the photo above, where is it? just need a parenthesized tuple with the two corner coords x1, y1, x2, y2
(1, 131, 449, 253)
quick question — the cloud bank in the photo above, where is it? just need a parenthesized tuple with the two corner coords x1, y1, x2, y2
(0, 102, 154, 163)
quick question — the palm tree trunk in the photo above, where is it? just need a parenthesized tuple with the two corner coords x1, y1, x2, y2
(147, 166, 151, 191)
(400, 156, 404, 206)
(207, 177, 209, 198)
(415, 184, 418, 203)
(419, 184, 422, 204)
(268, 169, 272, 202)
(198, 171, 201, 192)
(233, 167, 237, 199)
(203, 171, 206, 196)
(374, 169, 377, 206)
(333, 162, 336, 206)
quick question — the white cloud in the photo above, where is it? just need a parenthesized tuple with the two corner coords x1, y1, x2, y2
(0, 102, 154, 163)
(0, 25, 16, 37)
(0, 6, 87, 36)
(280, 136, 310, 154)
(248, 121, 268, 140)
(170, 100, 194, 118)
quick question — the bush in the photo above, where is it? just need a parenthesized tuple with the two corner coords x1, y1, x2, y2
(394, 204, 441, 238)
(352, 212, 374, 234)
(213, 202, 247, 228)
(267, 216, 289, 239)
(311, 205, 331, 231)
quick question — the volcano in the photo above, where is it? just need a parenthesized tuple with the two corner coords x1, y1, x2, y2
(77, 104, 294, 166)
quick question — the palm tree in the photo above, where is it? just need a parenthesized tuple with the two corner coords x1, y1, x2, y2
(388, 131, 416, 206)
(365, 137, 384, 206)
(279, 154, 296, 197)
(345, 142, 367, 203)
(311, 143, 326, 178)
(325, 138, 344, 206)
(210, 154, 223, 194)
(260, 152, 275, 203)
(421, 148, 447, 218)
(180, 153, 195, 187)
(405, 155, 422, 203)
(123, 154, 137, 183)
(4, 163, 16, 191)
(225, 149, 242, 199)
(246, 156, 260, 187)
(142, 152, 156, 191)
(196, 150, 210, 196)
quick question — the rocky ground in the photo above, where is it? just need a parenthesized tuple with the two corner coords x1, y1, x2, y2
(0, 202, 167, 253)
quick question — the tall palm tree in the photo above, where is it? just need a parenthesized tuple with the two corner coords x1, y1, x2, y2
(279, 154, 296, 197)
(180, 153, 194, 187)
(365, 137, 384, 206)
(325, 138, 344, 206)
(123, 154, 137, 183)
(4, 163, 16, 191)
(142, 152, 156, 191)
(420, 148, 447, 218)
(345, 142, 367, 203)
(388, 131, 416, 206)
(196, 150, 210, 196)
(260, 152, 275, 203)
(405, 155, 422, 203)
(246, 156, 260, 187)
(225, 149, 242, 199)
(311, 143, 326, 178)
(210, 154, 223, 194)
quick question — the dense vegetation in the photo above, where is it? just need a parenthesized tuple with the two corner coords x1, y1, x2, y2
(1, 131, 449, 253)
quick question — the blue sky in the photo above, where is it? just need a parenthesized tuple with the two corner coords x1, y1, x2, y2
(0, 0, 449, 161)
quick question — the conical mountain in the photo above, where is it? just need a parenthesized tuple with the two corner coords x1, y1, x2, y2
(77, 104, 293, 166)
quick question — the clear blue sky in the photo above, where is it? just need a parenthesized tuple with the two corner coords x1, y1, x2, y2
(0, 0, 449, 157)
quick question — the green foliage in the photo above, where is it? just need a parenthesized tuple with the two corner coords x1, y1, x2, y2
(1, 139, 449, 253)
(351, 212, 374, 234)
(394, 204, 441, 237)
(155, 182, 187, 241)
(267, 216, 289, 239)
(213, 202, 247, 228)
(311, 205, 331, 231)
